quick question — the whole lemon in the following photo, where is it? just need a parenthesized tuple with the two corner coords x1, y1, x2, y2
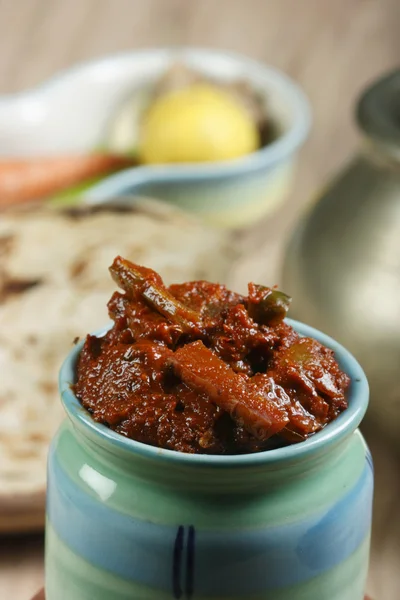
(139, 83, 260, 164)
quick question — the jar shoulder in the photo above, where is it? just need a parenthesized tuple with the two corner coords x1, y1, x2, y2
(48, 422, 372, 529)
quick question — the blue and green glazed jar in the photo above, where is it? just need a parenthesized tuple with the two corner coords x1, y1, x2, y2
(46, 320, 373, 600)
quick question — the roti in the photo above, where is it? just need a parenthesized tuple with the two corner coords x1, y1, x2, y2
(0, 199, 236, 529)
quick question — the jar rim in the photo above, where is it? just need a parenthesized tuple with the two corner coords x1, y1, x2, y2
(59, 319, 369, 468)
(356, 68, 400, 152)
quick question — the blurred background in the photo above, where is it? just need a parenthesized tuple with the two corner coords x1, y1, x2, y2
(0, 0, 399, 599)
(1, 0, 399, 211)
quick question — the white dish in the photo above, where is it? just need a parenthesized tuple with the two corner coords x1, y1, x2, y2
(0, 48, 311, 227)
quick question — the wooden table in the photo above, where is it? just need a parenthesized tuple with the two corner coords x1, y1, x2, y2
(1, 0, 400, 598)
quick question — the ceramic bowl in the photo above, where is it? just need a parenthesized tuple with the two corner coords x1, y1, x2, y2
(46, 320, 372, 600)
(0, 48, 311, 228)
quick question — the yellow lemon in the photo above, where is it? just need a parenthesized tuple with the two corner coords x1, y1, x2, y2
(139, 83, 260, 164)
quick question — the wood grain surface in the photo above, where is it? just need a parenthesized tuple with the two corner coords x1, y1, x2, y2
(0, 0, 399, 598)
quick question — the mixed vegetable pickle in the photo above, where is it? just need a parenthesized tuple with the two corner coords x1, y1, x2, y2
(75, 257, 350, 454)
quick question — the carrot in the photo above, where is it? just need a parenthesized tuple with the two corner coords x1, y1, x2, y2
(0, 154, 136, 208)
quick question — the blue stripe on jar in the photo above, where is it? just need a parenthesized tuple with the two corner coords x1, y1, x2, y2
(47, 449, 372, 596)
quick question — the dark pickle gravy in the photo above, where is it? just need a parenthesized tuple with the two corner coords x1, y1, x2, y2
(74, 257, 349, 455)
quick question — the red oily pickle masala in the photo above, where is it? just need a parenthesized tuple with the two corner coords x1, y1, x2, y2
(74, 256, 350, 454)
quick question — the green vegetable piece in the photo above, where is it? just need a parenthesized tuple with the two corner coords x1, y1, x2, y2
(248, 284, 292, 325)
(49, 175, 104, 206)
(109, 256, 202, 334)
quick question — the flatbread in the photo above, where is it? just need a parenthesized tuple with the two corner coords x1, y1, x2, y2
(0, 199, 236, 527)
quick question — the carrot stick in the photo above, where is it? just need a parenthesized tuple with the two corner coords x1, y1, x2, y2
(0, 154, 136, 208)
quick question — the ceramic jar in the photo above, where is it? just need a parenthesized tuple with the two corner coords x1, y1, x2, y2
(282, 69, 400, 449)
(46, 320, 372, 600)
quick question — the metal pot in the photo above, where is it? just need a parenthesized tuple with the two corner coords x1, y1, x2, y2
(282, 69, 400, 447)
